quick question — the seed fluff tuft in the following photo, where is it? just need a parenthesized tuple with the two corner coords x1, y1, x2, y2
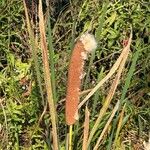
(80, 33, 97, 53)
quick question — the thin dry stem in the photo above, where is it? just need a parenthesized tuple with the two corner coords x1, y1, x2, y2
(93, 100, 120, 150)
(38, 0, 58, 149)
(87, 31, 132, 147)
(113, 104, 126, 148)
(82, 106, 90, 150)
(69, 125, 73, 150)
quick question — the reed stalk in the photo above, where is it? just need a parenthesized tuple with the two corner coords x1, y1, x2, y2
(38, 0, 58, 149)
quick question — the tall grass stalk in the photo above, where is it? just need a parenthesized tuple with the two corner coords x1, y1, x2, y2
(82, 106, 90, 150)
(87, 30, 132, 147)
(113, 104, 126, 149)
(107, 37, 141, 150)
(38, 0, 58, 149)
(47, 9, 57, 102)
(23, 0, 44, 104)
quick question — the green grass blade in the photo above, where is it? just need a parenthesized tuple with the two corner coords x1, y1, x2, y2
(84, 50, 95, 89)
(47, 12, 57, 102)
(120, 42, 141, 102)
(92, 67, 104, 117)
(69, 17, 76, 52)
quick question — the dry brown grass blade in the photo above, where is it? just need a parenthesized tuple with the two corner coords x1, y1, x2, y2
(66, 133, 69, 150)
(113, 104, 126, 149)
(38, 0, 58, 149)
(82, 106, 90, 150)
(87, 31, 132, 147)
(23, 0, 31, 36)
(78, 32, 132, 109)
(93, 100, 120, 150)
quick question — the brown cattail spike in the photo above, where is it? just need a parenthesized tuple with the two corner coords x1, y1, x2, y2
(65, 33, 97, 125)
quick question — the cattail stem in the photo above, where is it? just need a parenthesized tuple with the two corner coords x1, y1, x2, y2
(65, 33, 97, 125)
(69, 125, 73, 150)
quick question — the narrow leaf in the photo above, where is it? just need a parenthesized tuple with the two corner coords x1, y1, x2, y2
(82, 106, 90, 150)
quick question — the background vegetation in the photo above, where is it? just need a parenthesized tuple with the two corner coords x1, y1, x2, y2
(0, 0, 149, 149)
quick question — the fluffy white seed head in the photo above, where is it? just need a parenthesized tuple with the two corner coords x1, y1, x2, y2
(81, 52, 87, 60)
(80, 33, 97, 53)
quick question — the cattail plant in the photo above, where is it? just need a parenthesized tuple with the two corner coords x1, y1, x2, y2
(65, 33, 97, 125)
